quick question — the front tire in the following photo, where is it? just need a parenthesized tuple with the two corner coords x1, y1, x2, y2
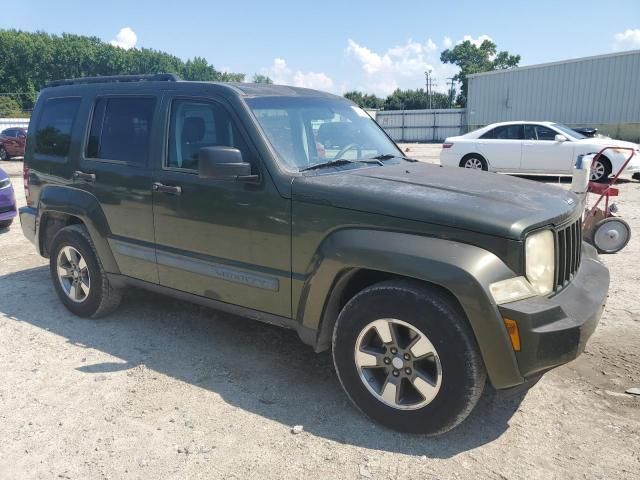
(459, 154, 487, 171)
(0, 218, 13, 229)
(332, 280, 486, 435)
(49, 225, 122, 318)
(0, 146, 8, 161)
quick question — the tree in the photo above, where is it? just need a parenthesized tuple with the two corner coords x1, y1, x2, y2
(343, 90, 384, 109)
(252, 74, 273, 84)
(383, 88, 450, 110)
(0, 96, 28, 117)
(441, 39, 520, 106)
(0, 29, 245, 112)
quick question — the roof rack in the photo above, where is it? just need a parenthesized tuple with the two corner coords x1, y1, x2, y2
(46, 73, 180, 88)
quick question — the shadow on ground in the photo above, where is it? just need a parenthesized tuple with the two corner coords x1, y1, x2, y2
(0, 265, 531, 458)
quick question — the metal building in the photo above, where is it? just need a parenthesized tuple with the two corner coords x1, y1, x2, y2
(466, 49, 640, 142)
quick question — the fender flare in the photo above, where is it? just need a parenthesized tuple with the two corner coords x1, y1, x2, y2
(298, 228, 524, 389)
(37, 185, 120, 273)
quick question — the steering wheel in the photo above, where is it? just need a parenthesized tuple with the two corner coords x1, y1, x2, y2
(334, 143, 361, 160)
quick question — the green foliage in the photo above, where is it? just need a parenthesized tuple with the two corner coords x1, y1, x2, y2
(441, 39, 520, 106)
(0, 96, 29, 117)
(383, 88, 450, 110)
(0, 29, 245, 111)
(252, 74, 273, 84)
(343, 91, 384, 109)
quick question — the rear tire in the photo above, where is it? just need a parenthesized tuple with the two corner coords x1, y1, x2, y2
(0, 146, 8, 161)
(459, 154, 487, 171)
(332, 279, 486, 435)
(590, 156, 611, 183)
(49, 225, 122, 318)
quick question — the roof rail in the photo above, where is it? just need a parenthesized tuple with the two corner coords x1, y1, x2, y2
(46, 73, 180, 88)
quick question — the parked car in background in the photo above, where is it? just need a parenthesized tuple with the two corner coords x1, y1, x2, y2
(0, 167, 17, 228)
(572, 127, 598, 138)
(0, 127, 28, 160)
(440, 121, 640, 182)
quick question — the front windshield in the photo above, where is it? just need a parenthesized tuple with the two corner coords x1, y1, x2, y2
(246, 96, 401, 171)
(552, 123, 586, 140)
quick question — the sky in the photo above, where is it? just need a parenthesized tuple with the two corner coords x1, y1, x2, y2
(4, 0, 640, 97)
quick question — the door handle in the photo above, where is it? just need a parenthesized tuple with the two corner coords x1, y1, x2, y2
(152, 182, 182, 195)
(73, 170, 96, 183)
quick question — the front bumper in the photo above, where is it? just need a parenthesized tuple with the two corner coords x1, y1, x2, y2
(498, 242, 608, 380)
(0, 188, 17, 222)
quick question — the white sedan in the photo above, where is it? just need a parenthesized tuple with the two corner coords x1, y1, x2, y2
(440, 121, 640, 182)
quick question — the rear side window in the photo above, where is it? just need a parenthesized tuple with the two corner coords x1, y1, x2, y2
(35, 97, 81, 157)
(481, 125, 523, 140)
(87, 97, 156, 164)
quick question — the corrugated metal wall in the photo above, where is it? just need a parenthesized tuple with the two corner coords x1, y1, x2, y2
(375, 109, 466, 142)
(467, 50, 640, 141)
(0, 118, 30, 130)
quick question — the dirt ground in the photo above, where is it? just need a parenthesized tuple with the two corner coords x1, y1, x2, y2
(0, 151, 638, 480)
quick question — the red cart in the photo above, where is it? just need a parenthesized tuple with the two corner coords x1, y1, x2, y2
(583, 146, 635, 253)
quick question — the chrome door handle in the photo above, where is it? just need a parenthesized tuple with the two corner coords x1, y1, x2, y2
(73, 170, 96, 183)
(152, 182, 182, 195)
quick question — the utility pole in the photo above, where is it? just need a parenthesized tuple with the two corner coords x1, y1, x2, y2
(447, 77, 456, 108)
(425, 70, 434, 110)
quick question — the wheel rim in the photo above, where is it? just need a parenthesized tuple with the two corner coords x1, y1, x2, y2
(594, 219, 629, 252)
(354, 318, 442, 410)
(0, 148, 6, 160)
(464, 158, 483, 169)
(56, 246, 91, 303)
(590, 161, 606, 181)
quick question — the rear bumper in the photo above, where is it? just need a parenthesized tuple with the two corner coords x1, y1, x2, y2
(19, 206, 38, 248)
(498, 243, 608, 380)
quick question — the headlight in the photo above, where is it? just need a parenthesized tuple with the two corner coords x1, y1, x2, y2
(525, 229, 555, 296)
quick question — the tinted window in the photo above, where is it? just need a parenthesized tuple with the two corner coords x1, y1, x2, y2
(481, 124, 523, 140)
(167, 99, 248, 171)
(35, 98, 81, 156)
(2, 129, 16, 137)
(535, 125, 557, 141)
(87, 97, 155, 163)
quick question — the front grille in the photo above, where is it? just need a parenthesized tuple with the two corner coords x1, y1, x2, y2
(555, 218, 582, 291)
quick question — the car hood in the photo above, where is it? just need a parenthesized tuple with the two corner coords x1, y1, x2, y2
(575, 137, 639, 149)
(292, 162, 579, 240)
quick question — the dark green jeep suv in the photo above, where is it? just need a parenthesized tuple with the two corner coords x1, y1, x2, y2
(20, 74, 609, 435)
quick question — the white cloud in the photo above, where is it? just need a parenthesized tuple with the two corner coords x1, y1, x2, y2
(459, 34, 493, 47)
(345, 38, 458, 96)
(612, 28, 640, 51)
(443, 36, 453, 49)
(110, 27, 137, 50)
(261, 58, 335, 91)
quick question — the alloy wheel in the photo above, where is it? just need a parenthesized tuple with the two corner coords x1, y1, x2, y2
(464, 158, 483, 169)
(56, 246, 91, 303)
(354, 318, 442, 410)
(590, 160, 607, 181)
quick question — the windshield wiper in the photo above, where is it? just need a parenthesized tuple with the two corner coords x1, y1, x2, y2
(299, 157, 383, 172)
(366, 153, 418, 162)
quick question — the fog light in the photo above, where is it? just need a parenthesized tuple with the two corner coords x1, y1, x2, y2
(503, 318, 521, 352)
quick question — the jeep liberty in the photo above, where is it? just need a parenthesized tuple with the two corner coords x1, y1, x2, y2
(20, 74, 609, 434)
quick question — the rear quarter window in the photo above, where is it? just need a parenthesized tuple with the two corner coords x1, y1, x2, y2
(86, 97, 156, 164)
(34, 97, 82, 157)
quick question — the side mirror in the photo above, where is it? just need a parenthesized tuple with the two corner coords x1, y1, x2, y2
(198, 146, 252, 180)
(555, 134, 567, 142)
(18, 134, 26, 139)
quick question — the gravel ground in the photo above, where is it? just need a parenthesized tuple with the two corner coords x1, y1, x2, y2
(0, 152, 639, 480)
